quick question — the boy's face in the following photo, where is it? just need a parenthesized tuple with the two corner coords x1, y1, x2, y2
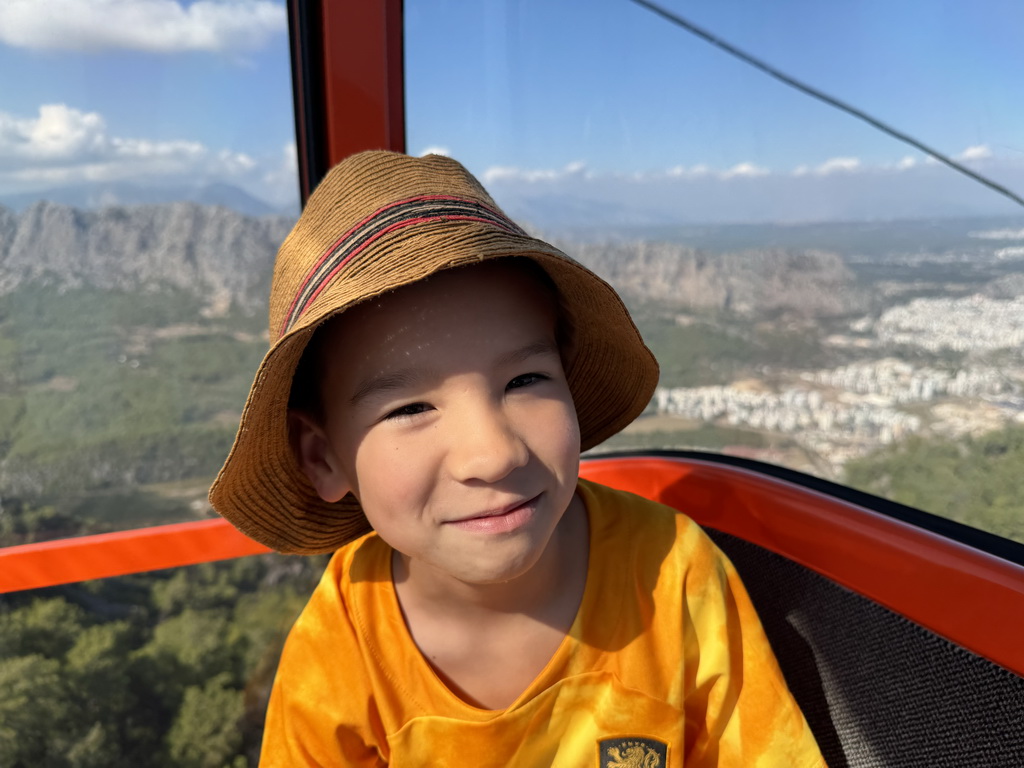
(294, 261, 581, 585)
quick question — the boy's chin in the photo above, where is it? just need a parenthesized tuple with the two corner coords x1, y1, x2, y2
(413, 542, 554, 589)
(450, 547, 550, 586)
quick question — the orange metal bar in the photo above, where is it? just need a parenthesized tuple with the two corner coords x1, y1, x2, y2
(3, 457, 1022, 676)
(0, 519, 270, 593)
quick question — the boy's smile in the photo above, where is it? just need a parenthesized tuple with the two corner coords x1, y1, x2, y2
(293, 260, 583, 588)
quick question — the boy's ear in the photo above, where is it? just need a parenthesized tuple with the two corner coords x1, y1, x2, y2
(287, 409, 352, 503)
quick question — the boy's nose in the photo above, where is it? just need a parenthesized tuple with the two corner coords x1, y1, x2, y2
(448, 405, 529, 484)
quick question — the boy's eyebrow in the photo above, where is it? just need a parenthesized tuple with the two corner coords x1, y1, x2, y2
(348, 369, 427, 407)
(348, 340, 559, 407)
(495, 339, 561, 367)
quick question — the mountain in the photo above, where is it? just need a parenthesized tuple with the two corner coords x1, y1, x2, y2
(0, 201, 295, 315)
(564, 238, 869, 318)
(0, 200, 872, 320)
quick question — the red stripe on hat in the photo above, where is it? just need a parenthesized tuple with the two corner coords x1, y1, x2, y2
(280, 195, 520, 337)
(296, 214, 521, 321)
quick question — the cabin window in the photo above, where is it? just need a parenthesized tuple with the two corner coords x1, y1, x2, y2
(405, 0, 1024, 546)
(0, 4, 298, 548)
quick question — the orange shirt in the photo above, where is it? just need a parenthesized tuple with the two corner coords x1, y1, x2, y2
(260, 479, 825, 767)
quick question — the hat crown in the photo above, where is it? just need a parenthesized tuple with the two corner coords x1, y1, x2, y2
(269, 152, 511, 342)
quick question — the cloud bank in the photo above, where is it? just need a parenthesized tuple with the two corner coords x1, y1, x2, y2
(479, 145, 1024, 226)
(0, 0, 286, 54)
(0, 104, 295, 207)
(3, 111, 1019, 224)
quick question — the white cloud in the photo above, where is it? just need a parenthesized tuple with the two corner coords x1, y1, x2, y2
(958, 144, 992, 161)
(282, 140, 297, 173)
(667, 163, 712, 178)
(721, 162, 769, 179)
(214, 148, 256, 173)
(0, 104, 108, 160)
(483, 166, 527, 183)
(0, 0, 285, 54)
(482, 151, 1024, 226)
(260, 141, 299, 208)
(110, 137, 205, 160)
(968, 227, 1024, 240)
(0, 104, 273, 196)
(483, 161, 588, 184)
(0, 104, 210, 167)
(419, 146, 451, 157)
(815, 157, 861, 175)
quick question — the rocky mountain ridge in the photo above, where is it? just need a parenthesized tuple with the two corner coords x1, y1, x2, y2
(566, 238, 868, 318)
(0, 201, 294, 316)
(0, 201, 866, 319)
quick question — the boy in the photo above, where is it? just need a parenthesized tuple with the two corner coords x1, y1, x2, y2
(211, 151, 825, 767)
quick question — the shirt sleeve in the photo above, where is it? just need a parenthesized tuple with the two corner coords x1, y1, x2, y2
(680, 529, 827, 768)
(258, 568, 387, 768)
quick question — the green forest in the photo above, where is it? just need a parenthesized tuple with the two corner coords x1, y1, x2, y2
(0, 286, 267, 541)
(0, 554, 326, 767)
(844, 425, 1024, 542)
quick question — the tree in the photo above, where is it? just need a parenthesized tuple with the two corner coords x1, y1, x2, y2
(0, 597, 87, 660)
(0, 654, 72, 766)
(167, 673, 246, 768)
(844, 425, 1024, 543)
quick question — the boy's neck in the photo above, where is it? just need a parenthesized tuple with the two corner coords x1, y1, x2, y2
(390, 493, 590, 709)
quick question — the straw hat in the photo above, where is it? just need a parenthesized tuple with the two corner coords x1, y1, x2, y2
(210, 151, 658, 554)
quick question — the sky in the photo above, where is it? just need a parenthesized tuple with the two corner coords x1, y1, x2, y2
(1, 0, 1023, 222)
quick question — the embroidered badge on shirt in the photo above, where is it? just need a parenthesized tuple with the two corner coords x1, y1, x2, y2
(598, 736, 669, 768)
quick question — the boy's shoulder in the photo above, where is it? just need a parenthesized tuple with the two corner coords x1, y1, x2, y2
(281, 530, 389, 657)
(577, 476, 713, 548)
(575, 477, 733, 598)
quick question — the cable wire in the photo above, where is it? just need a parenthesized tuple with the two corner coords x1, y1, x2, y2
(630, 0, 1024, 211)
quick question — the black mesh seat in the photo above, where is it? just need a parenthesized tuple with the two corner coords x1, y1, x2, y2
(706, 529, 1024, 768)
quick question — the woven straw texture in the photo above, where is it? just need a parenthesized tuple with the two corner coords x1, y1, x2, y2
(210, 152, 658, 553)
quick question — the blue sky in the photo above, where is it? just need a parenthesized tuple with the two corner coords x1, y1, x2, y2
(1, 0, 1022, 221)
(407, 0, 1024, 172)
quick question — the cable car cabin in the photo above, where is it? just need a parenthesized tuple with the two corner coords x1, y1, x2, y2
(1, 2, 1023, 767)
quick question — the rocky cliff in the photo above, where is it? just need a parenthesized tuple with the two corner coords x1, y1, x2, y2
(566, 238, 868, 318)
(0, 201, 294, 315)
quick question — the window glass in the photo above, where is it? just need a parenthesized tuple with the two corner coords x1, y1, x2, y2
(0, 1, 298, 547)
(406, 0, 1024, 543)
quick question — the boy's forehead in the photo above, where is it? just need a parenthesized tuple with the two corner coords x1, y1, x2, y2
(335, 259, 550, 327)
(318, 260, 559, 380)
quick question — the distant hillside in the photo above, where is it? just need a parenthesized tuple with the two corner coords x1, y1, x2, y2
(566, 238, 869, 318)
(0, 201, 295, 315)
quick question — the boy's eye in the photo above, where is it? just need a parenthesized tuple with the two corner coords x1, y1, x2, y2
(384, 402, 432, 421)
(507, 372, 549, 390)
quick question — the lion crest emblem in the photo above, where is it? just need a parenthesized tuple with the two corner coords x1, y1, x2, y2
(599, 737, 668, 768)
